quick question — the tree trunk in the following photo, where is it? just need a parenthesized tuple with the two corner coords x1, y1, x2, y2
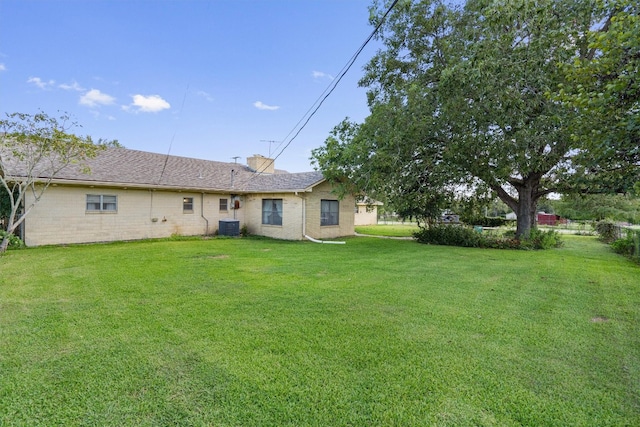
(492, 175, 541, 239)
(514, 178, 540, 239)
(0, 236, 9, 253)
(515, 198, 538, 238)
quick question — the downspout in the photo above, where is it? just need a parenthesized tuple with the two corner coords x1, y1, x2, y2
(300, 192, 305, 238)
(304, 234, 346, 244)
(201, 193, 209, 235)
(149, 189, 154, 220)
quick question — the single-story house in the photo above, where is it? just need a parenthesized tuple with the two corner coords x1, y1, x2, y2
(354, 198, 383, 226)
(11, 147, 355, 246)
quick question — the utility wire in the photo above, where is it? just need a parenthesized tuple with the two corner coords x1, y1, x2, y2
(157, 83, 190, 184)
(242, 0, 400, 181)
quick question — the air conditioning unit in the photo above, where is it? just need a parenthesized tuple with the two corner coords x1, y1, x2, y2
(219, 219, 240, 236)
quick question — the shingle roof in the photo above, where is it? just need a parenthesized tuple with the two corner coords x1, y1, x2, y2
(244, 171, 325, 192)
(10, 147, 325, 193)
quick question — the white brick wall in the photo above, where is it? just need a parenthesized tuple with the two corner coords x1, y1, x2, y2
(355, 205, 379, 225)
(304, 181, 355, 240)
(22, 183, 354, 246)
(24, 186, 241, 246)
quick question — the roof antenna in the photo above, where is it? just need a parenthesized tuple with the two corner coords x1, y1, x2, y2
(260, 140, 277, 157)
(232, 156, 241, 164)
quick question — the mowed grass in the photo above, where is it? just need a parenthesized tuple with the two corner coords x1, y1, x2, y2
(356, 223, 419, 237)
(1, 236, 639, 426)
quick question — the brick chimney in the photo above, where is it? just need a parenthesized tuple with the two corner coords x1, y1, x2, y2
(247, 154, 274, 174)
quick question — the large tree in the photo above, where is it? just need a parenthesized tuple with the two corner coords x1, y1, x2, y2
(557, 0, 639, 193)
(312, 0, 639, 238)
(0, 112, 105, 253)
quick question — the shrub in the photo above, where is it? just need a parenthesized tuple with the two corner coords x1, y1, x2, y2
(414, 225, 562, 250)
(611, 234, 634, 256)
(0, 231, 25, 250)
(520, 228, 564, 250)
(610, 230, 639, 261)
(414, 224, 485, 247)
(461, 216, 511, 227)
(595, 221, 620, 243)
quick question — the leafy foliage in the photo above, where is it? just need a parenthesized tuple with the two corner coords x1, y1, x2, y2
(461, 216, 511, 228)
(555, 0, 640, 194)
(0, 112, 106, 252)
(594, 220, 622, 243)
(0, 190, 12, 226)
(518, 228, 565, 250)
(552, 193, 640, 223)
(0, 230, 24, 250)
(413, 224, 562, 250)
(610, 230, 639, 259)
(312, 0, 638, 239)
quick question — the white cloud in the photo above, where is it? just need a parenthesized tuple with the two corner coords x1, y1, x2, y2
(253, 101, 280, 111)
(27, 76, 55, 89)
(312, 70, 334, 80)
(59, 81, 85, 91)
(125, 94, 171, 113)
(195, 90, 214, 102)
(0, 64, 6, 71)
(79, 89, 116, 107)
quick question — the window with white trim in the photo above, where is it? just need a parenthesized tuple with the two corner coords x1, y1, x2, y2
(86, 194, 117, 212)
(220, 198, 228, 211)
(262, 199, 282, 226)
(321, 199, 339, 226)
(183, 197, 194, 213)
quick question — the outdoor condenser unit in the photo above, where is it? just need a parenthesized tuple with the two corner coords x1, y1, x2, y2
(218, 219, 240, 236)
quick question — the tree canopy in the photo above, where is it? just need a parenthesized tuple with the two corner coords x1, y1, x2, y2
(551, 193, 640, 223)
(311, 0, 639, 238)
(0, 112, 106, 252)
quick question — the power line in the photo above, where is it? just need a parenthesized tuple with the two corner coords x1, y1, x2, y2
(157, 82, 190, 184)
(245, 0, 400, 180)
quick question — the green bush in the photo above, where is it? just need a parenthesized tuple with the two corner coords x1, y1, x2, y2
(610, 230, 639, 260)
(0, 231, 25, 250)
(461, 216, 511, 227)
(520, 228, 564, 250)
(414, 225, 562, 250)
(595, 221, 620, 243)
(414, 224, 485, 247)
(611, 235, 635, 256)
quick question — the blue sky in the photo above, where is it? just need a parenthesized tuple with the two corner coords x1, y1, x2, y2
(0, 0, 379, 172)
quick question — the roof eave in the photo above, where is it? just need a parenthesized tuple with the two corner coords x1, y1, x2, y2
(42, 177, 327, 194)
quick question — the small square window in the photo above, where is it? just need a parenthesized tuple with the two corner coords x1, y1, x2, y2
(102, 195, 117, 211)
(183, 197, 194, 213)
(219, 198, 228, 211)
(86, 194, 102, 211)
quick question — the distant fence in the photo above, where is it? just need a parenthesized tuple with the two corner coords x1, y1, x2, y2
(614, 224, 639, 240)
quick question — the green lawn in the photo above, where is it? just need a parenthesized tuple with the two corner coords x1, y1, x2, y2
(1, 236, 639, 426)
(356, 223, 419, 237)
